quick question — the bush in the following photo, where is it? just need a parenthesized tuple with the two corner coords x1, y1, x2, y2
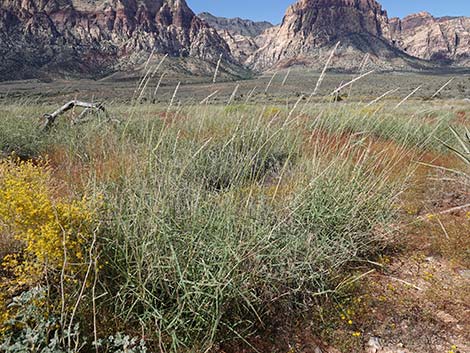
(0, 116, 46, 159)
(0, 288, 148, 353)
(0, 159, 95, 285)
(0, 159, 99, 349)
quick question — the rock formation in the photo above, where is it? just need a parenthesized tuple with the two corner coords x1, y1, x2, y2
(198, 12, 274, 65)
(248, 0, 420, 71)
(1, 0, 470, 79)
(0, 0, 235, 80)
(390, 12, 470, 66)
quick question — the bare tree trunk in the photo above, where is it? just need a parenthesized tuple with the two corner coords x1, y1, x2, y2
(42, 100, 109, 131)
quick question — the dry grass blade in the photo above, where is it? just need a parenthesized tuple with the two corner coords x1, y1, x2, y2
(213, 54, 223, 83)
(228, 84, 240, 105)
(200, 90, 219, 105)
(366, 88, 399, 106)
(137, 54, 168, 102)
(330, 70, 375, 95)
(439, 126, 470, 166)
(431, 77, 455, 98)
(265, 72, 277, 93)
(313, 41, 340, 96)
(282, 68, 291, 86)
(394, 85, 422, 110)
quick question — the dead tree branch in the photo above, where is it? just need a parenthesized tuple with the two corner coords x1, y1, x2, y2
(42, 100, 110, 131)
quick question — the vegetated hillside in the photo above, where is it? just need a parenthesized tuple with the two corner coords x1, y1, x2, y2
(0, 0, 238, 80)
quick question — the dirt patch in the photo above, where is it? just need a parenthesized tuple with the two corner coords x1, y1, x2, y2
(351, 154, 470, 353)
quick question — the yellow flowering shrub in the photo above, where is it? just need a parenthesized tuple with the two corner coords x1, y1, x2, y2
(0, 158, 98, 332)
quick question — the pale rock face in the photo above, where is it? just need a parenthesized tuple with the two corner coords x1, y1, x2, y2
(249, 0, 397, 70)
(390, 12, 470, 65)
(218, 31, 260, 64)
(0, 0, 234, 79)
(198, 12, 274, 65)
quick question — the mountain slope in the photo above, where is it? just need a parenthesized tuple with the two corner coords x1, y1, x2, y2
(0, 0, 236, 80)
(198, 12, 275, 65)
(390, 12, 470, 66)
(198, 12, 273, 37)
(2, 0, 470, 80)
(248, 0, 428, 71)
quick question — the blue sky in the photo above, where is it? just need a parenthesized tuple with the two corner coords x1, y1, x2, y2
(187, 0, 470, 24)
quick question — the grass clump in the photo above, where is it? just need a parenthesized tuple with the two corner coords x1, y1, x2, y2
(306, 103, 456, 151)
(92, 107, 406, 351)
(0, 115, 47, 159)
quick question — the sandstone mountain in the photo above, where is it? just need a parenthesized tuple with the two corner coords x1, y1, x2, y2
(390, 12, 470, 66)
(203, 0, 470, 72)
(215, 31, 259, 65)
(248, 0, 425, 71)
(0, 0, 236, 80)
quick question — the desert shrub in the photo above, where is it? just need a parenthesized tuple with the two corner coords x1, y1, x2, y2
(0, 159, 95, 285)
(0, 159, 99, 349)
(0, 288, 148, 353)
(0, 288, 83, 352)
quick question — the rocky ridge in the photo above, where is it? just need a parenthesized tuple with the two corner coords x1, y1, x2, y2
(1, 0, 470, 80)
(247, 0, 424, 71)
(390, 12, 470, 66)
(198, 12, 274, 65)
(206, 0, 470, 72)
(0, 0, 235, 80)
(198, 12, 273, 37)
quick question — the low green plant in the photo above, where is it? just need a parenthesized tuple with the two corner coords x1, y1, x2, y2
(0, 287, 84, 352)
(0, 288, 148, 353)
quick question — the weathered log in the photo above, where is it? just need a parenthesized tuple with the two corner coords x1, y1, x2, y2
(42, 100, 109, 131)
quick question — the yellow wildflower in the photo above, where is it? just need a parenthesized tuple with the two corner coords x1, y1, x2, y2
(0, 158, 100, 332)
